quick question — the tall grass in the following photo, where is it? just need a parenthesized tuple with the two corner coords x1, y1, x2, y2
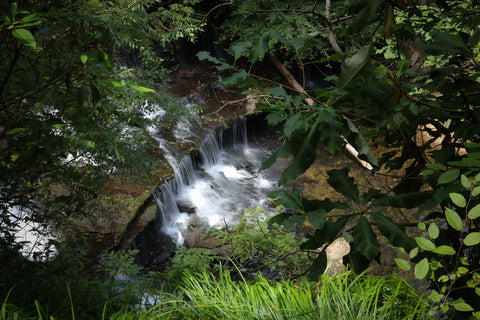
(143, 268, 431, 320)
(2, 269, 431, 319)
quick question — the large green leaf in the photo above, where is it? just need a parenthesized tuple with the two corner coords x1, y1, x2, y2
(327, 168, 360, 203)
(352, 216, 380, 260)
(267, 189, 303, 210)
(309, 250, 327, 281)
(302, 198, 350, 213)
(283, 113, 305, 136)
(307, 209, 327, 230)
(370, 212, 416, 251)
(279, 118, 321, 185)
(371, 192, 432, 209)
(417, 30, 469, 56)
(12, 28, 36, 47)
(231, 41, 252, 61)
(317, 108, 345, 154)
(222, 69, 247, 88)
(268, 212, 306, 228)
(337, 45, 373, 90)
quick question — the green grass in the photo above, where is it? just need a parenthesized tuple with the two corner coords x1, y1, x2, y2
(1, 269, 431, 320)
(138, 268, 431, 320)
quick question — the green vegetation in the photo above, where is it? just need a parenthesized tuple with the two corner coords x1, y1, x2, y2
(2, 0, 480, 319)
(1, 267, 430, 320)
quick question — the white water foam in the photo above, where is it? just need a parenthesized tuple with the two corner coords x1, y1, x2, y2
(153, 119, 277, 246)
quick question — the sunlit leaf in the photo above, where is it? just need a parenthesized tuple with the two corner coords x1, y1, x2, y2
(461, 175, 472, 189)
(428, 223, 440, 239)
(127, 82, 156, 93)
(449, 192, 466, 208)
(414, 258, 429, 279)
(464, 232, 480, 246)
(468, 204, 480, 220)
(415, 237, 436, 251)
(453, 301, 474, 312)
(12, 28, 36, 47)
(445, 208, 463, 231)
(433, 245, 456, 255)
(394, 258, 411, 271)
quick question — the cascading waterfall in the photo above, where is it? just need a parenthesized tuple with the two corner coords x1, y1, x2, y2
(153, 117, 277, 246)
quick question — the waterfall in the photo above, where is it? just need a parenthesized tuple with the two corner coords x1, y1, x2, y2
(152, 117, 275, 246)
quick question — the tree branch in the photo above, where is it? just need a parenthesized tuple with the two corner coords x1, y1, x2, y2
(325, 0, 344, 55)
(266, 53, 373, 171)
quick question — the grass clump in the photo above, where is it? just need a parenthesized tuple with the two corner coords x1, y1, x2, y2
(131, 268, 431, 320)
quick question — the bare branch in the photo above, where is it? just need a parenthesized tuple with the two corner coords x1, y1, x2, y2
(326, 0, 344, 55)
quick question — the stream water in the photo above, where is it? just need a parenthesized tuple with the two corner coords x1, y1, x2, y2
(152, 116, 281, 247)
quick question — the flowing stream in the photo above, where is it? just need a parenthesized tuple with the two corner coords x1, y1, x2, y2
(153, 116, 281, 246)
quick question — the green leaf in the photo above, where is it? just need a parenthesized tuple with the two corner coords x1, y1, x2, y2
(445, 208, 463, 231)
(231, 42, 251, 61)
(307, 209, 327, 230)
(309, 250, 327, 281)
(430, 30, 469, 56)
(302, 198, 350, 213)
(468, 204, 480, 220)
(433, 245, 456, 255)
(414, 258, 429, 279)
(464, 232, 480, 246)
(279, 118, 321, 185)
(371, 192, 432, 209)
(337, 45, 372, 90)
(267, 189, 303, 210)
(453, 301, 474, 312)
(461, 175, 472, 189)
(370, 212, 416, 251)
(438, 169, 460, 184)
(222, 69, 247, 88)
(127, 82, 156, 93)
(327, 168, 360, 203)
(10, 2, 17, 17)
(428, 223, 440, 239)
(6, 127, 27, 135)
(268, 212, 305, 227)
(251, 33, 277, 62)
(449, 193, 466, 208)
(352, 216, 380, 259)
(394, 258, 411, 271)
(410, 247, 418, 259)
(196, 51, 231, 70)
(415, 237, 436, 251)
(12, 28, 36, 47)
(80, 54, 88, 65)
(283, 113, 305, 136)
(472, 187, 480, 197)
